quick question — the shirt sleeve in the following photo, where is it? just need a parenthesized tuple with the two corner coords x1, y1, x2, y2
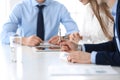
(91, 51, 97, 64)
(82, 45, 97, 64)
(81, 44, 86, 51)
(60, 5, 79, 34)
(0, 4, 22, 44)
(78, 44, 86, 51)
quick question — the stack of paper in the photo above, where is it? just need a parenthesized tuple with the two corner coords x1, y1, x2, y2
(48, 65, 118, 76)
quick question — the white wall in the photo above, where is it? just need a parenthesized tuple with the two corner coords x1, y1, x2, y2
(9, 0, 21, 9)
(0, 0, 21, 32)
(0, 0, 9, 32)
(56, 0, 84, 35)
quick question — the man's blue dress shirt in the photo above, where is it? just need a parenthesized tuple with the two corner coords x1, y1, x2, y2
(0, 0, 79, 44)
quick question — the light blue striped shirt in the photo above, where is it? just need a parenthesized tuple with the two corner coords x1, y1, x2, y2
(0, 0, 79, 44)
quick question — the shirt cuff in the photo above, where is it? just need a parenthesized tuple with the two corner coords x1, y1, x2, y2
(81, 44, 85, 51)
(77, 44, 85, 51)
(78, 43, 97, 64)
(91, 51, 97, 64)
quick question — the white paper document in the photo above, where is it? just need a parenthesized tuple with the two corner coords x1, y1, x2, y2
(32, 42, 60, 52)
(59, 52, 68, 61)
(48, 65, 118, 76)
(35, 42, 60, 48)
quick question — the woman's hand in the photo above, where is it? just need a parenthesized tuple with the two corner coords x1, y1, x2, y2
(69, 32, 83, 44)
(60, 40, 78, 51)
(67, 51, 91, 64)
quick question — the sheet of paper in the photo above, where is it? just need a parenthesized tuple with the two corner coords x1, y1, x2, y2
(32, 47, 60, 52)
(48, 65, 118, 76)
(59, 52, 68, 62)
(35, 42, 60, 48)
(32, 42, 60, 52)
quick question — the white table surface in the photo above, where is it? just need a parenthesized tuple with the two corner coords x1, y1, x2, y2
(0, 45, 120, 80)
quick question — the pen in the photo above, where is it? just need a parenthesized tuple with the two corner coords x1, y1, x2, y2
(58, 27, 62, 47)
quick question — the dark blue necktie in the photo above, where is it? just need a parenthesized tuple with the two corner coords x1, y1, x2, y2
(37, 5, 45, 40)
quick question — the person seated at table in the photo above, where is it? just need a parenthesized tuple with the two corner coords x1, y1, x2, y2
(0, 0, 79, 46)
(60, 0, 120, 66)
(69, 0, 114, 44)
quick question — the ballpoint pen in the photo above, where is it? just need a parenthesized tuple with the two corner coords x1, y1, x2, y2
(58, 27, 62, 47)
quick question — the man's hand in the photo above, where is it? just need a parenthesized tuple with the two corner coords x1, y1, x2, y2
(60, 40, 78, 51)
(48, 35, 61, 45)
(67, 51, 91, 64)
(22, 35, 43, 46)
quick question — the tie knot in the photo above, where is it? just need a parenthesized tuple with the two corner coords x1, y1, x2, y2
(37, 5, 45, 10)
